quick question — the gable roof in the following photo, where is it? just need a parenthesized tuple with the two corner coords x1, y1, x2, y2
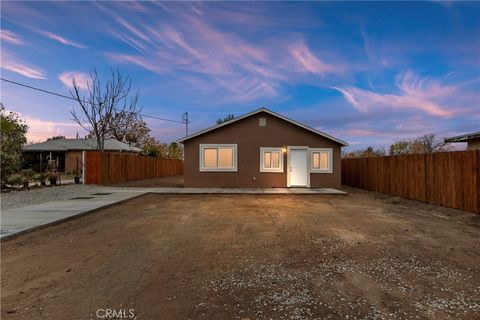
(177, 108, 348, 146)
(444, 131, 480, 143)
(23, 138, 141, 152)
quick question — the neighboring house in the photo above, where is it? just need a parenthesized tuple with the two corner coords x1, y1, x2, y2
(444, 131, 480, 150)
(23, 138, 140, 173)
(178, 108, 348, 188)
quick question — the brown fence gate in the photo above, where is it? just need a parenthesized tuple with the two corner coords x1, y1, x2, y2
(85, 152, 184, 185)
(342, 150, 480, 213)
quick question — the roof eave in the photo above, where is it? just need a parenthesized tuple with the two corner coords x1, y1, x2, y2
(177, 108, 348, 146)
(444, 131, 480, 143)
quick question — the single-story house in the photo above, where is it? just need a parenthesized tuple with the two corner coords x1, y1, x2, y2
(178, 108, 348, 188)
(444, 131, 480, 150)
(23, 138, 140, 173)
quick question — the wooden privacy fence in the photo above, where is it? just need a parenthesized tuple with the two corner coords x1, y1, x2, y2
(342, 150, 480, 213)
(85, 152, 184, 185)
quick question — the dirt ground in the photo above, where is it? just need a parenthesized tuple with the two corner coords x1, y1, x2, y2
(1, 188, 480, 320)
(108, 175, 185, 188)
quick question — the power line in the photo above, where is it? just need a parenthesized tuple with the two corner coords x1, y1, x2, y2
(1, 77, 186, 124)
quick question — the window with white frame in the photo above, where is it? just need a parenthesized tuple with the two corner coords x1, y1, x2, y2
(260, 147, 283, 172)
(200, 144, 237, 171)
(310, 148, 333, 173)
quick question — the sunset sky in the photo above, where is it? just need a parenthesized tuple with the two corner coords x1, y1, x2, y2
(1, 1, 479, 149)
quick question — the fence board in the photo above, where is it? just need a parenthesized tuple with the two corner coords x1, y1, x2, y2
(342, 150, 480, 214)
(85, 152, 184, 185)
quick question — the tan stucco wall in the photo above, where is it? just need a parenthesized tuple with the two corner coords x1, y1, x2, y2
(183, 112, 343, 188)
(65, 151, 83, 173)
(467, 139, 480, 150)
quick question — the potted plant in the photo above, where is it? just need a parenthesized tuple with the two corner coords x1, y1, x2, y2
(22, 177, 29, 188)
(21, 169, 34, 188)
(74, 175, 81, 184)
(48, 172, 58, 186)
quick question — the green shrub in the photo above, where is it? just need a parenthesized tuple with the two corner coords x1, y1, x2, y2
(22, 169, 34, 180)
(6, 173, 26, 187)
(33, 172, 48, 182)
(1, 104, 28, 188)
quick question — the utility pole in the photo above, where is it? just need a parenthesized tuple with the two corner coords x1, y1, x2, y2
(182, 112, 189, 137)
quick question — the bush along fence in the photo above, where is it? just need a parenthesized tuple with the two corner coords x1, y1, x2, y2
(84, 152, 184, 185)
(342, 150, 480, 214)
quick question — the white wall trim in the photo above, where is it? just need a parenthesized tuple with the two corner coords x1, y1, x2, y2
(309, 148, 333, 173)
(199, 144, 237, 172)
(259, 147, 284, 173)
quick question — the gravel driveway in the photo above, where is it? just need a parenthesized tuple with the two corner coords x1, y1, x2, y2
(1, 185, 105, 210)
(2, 189, 479, 320)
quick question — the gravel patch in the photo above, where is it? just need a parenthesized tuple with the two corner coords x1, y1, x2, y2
(201, 236, 480, 320)
(1, 185, 106, 210)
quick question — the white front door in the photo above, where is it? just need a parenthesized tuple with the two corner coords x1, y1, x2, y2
(288, 148, 309, 187)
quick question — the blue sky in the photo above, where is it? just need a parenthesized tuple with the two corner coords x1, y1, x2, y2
(1, 1, 479, 150)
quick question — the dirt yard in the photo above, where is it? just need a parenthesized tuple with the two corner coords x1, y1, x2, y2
(2, 188, 480, 320)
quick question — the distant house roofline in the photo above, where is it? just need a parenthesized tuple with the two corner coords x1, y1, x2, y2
(444, 131, 480, 143)
(177, 107, 348, 146)
(22, 138, 141, 152)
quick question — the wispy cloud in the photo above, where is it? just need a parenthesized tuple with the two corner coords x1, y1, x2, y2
(1, 50, 46, 79)
(101, 4, 346, 102)
(0, 29, 23, 45)
(361, 29, 374, 63)
(38, 30, 87, 49)
(333, 70, 470, 117)
(105, 12, 282, 102)
(289, 40, 338, 75)
(58, 71, 90, 89)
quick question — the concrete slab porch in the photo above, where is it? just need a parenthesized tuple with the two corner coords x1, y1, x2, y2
(109, 187, 347, 195)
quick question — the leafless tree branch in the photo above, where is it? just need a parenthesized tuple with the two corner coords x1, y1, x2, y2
(70, 68, 141, 151)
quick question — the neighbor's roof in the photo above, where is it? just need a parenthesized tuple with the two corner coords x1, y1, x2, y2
(177, 108, 348, 146)
(444, 131, 480, 143)
(23, 138, 141, 152)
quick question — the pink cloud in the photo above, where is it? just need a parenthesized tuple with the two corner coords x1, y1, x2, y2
(5, 109, 82, 142)
(104, 13, 281, 102)
(334, 70, 463, 117)
(101, 6, 347, 103)
(38, 30, 87, 49)
(331, 87, 362, 111)
(107, 53, 168, 73)
(395, 70, 457, 98)
(1, 50, 45, 79)
(0, 29, 23, 45)
(289, 40, 338, 75)
(58, 71, 90, 89)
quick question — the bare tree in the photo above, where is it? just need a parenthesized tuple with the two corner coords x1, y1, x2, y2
(389, 134, 452, 155)
(216, 114, 234, 124)
(415, 134, 452, 153)
(70, 69, 141, 151)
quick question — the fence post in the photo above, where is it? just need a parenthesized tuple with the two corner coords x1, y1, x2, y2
(82, 151, 86, 184)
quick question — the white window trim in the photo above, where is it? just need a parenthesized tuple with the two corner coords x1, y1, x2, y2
(309, 148, 333, 173)
(199, 144, 237, 172)
(259, 147, 284, 173)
